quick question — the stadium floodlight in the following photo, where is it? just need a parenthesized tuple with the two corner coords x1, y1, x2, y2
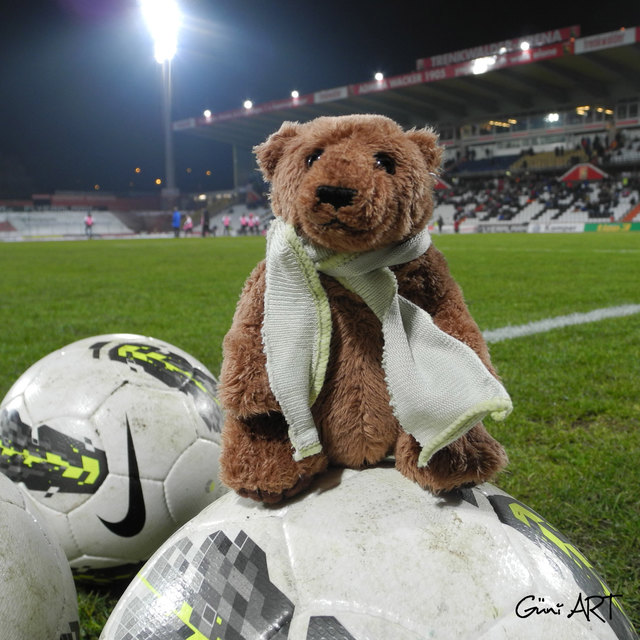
(140, 0, 181, 63)
(374, 72, 384, 82)
(140, 0, 181, 205)
(203, 109, 212, 118)
(291, 90, 299, 99)
(243, 100, 253, 110)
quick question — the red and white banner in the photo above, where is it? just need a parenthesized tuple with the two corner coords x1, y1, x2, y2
(173, 118, 196, 130)
(314, 87, 349, 103)
(574, 27, 639, 54)
(186, 37, 575, 128)
(179, 24, 640, 131)
(416, 26, 579, 70)
(353, 42, 570, 96)
(181, 38, 573, 128)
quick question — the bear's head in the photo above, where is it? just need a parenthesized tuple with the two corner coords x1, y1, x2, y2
(254, 114, 442, 252)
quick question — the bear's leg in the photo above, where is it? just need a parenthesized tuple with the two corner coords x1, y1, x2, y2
(220, 412, 329, 503)
(394, 423, 508, 493)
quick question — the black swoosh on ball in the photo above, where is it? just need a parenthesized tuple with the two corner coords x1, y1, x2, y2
(98, 416, 146, 537)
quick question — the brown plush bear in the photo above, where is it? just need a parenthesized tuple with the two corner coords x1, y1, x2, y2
(219, 114, 511, 503)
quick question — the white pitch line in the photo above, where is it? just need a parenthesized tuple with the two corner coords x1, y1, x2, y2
(483, 304, 640, 343)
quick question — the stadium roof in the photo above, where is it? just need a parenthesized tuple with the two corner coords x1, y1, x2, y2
(173, 26, 640, 150)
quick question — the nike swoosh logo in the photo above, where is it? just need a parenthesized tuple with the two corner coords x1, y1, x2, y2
(98, 415, 146, 537)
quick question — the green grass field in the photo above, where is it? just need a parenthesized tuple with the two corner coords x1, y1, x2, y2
(0, 232, 638, 638)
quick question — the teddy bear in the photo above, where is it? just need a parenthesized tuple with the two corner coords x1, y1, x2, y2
(219, 114, 512, 503)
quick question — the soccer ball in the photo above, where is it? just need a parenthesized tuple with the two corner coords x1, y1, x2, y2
(100, 465, 638, 640)
(0, 333, 227, 579)
(0, 472, 79, 640)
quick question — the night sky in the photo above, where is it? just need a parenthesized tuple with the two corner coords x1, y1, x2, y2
(1, 0, 638, 196)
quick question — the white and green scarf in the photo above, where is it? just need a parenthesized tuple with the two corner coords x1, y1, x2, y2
(262, 218, 512, 467)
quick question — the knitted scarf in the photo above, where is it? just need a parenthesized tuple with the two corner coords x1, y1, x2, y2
(262, 218, 512, 466)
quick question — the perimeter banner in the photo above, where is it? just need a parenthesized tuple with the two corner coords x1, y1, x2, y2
(416, 26, 579, 70)
(574, 27, 639, 54)
(527, 222, 585, 233)
(584, 223, 640, 232)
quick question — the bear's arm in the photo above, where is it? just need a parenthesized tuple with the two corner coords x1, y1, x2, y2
(218, 260, 280, 417)
(393, 244, 497, 377)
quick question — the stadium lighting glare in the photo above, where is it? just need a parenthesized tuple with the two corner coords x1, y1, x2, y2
(203, 109, 212, 118)
(520, 41, 530, 52)
(545, 112, 560, 123)
(140, 0, 181, 63)
(291, 90, 299, 99)
(243, 100, 253, 110)
(471, 56, 496, 75)
(374, 72, 384, 82)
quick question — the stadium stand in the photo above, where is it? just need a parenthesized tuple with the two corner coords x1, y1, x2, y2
(0, 210, 135, 241)
(433, 172, 640, 231)
(2, 165, 637, 240)
(161, 22, 640, 237)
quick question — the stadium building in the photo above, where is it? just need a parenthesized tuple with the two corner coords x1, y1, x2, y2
(173, 24, 640, 234)
(2, 24, 639, 239)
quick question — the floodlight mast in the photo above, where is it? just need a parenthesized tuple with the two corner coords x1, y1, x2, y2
(140, 0, 181, 206)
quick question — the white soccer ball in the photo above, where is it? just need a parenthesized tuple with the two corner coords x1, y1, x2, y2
(0, 333, 227, 579)
(100, 465, 637, 640)
(0, 471, 79, 640)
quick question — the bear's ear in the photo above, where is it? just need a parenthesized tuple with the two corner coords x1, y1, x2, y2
(405, 127, 443, 174)
(253, 121, 300, 181)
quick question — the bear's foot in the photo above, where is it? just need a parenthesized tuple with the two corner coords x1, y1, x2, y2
(394, 423, 508, 493)
(220, 412, 329, 503)
(236, 474, 316, 504)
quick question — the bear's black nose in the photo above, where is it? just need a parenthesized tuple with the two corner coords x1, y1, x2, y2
(316, 185, 357, 210)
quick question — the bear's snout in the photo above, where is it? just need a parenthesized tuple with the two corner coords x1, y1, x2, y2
(316, 185, 358, 211)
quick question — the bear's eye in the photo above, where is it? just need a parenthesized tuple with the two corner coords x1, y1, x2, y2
(306, 149, 323, 168)
(374, 152, 396, 174)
